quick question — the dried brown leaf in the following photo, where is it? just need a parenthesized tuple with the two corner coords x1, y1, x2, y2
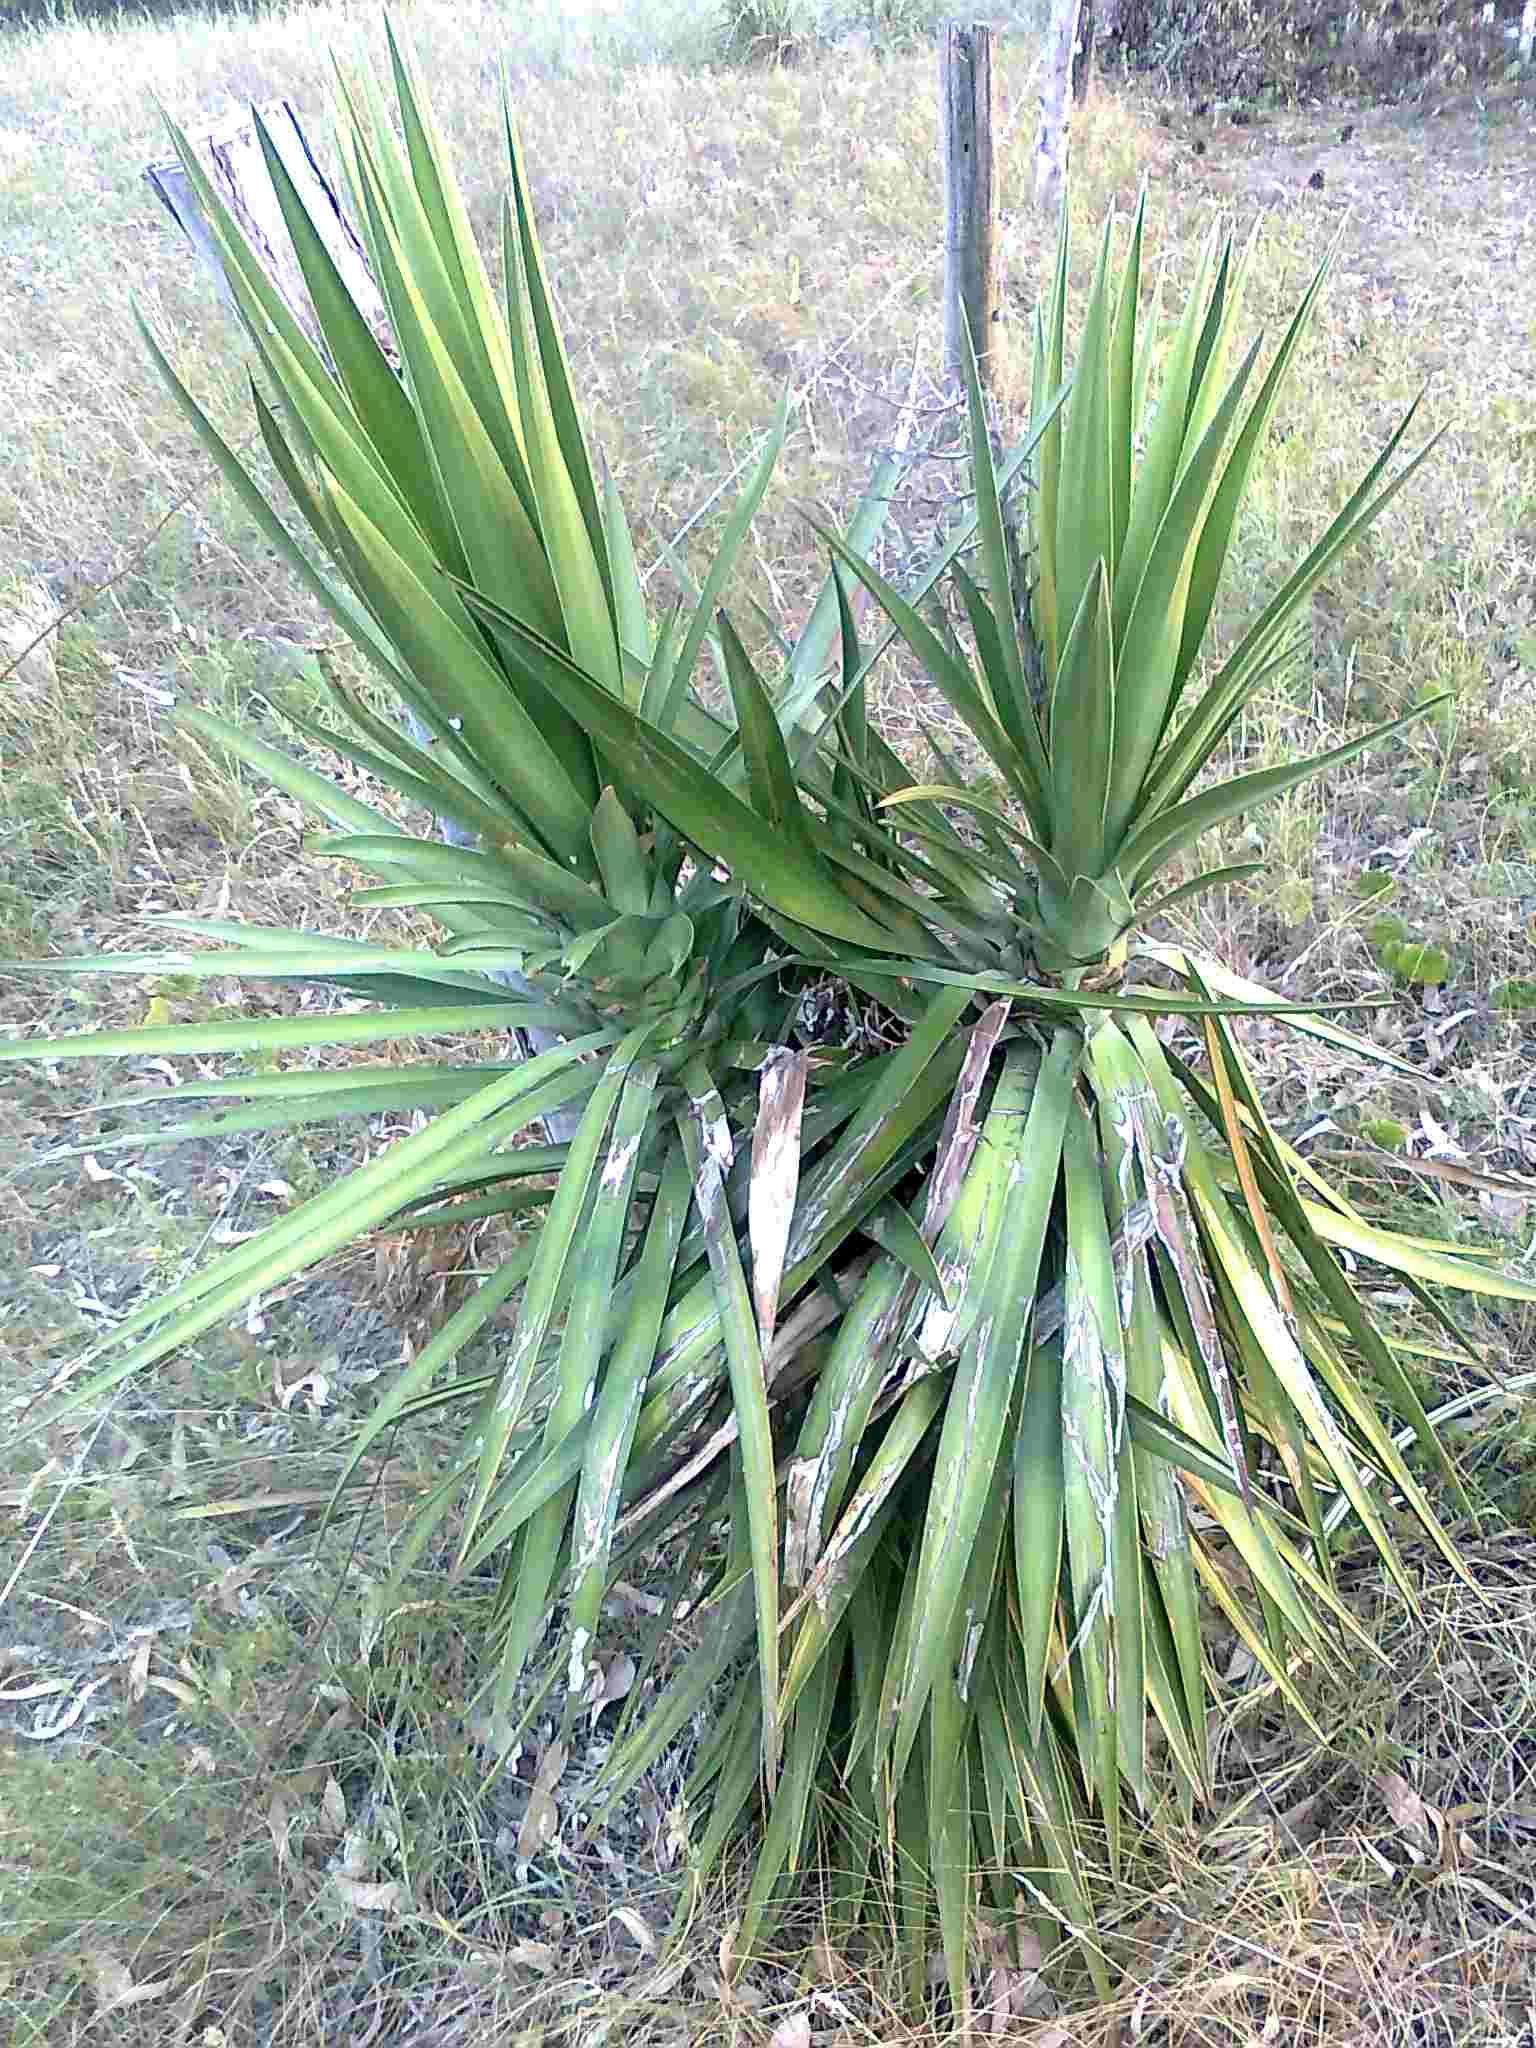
(611, 1906, 656, 1954)
(807, 1934, 845, 1984)
(127, 1634, 152, 1703)
(266, 1792, 292, 1867)
(507, 1939, 558, 1973)
(532, 1739, 568, 1795)
(85, 1950, 136, 2009)
(1377, 1768, 1438, 1858)
(608, 1579, 665, 1616)
(586, 1651, 637, 1727)
(330, 1875, 405, 1913)
(983, 1967, 1013, 2037)
(0, 1677, 68, 1705)
(84, 1948, 171, 2014)
(1014, 1927, 1047, 1972)
(145, 1673, 200, 1706)
(18, 1673, 113, 1739)
(517, 1787, 559, 1864)
(214, 1558, 270, 1616)
(321, 1775, 347, 1832)
(273, 1362, 331, 1412)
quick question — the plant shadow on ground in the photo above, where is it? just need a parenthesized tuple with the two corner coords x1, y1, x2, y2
(2, 0, 1536, 2039)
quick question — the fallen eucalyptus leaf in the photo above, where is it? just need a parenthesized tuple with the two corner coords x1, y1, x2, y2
(587, 1651, 637, 1727)
(612, 1906, 655, 1954)
(127, 1635, 152, 1703)
(1377, 1770, 1437, 1860)
(507, 1939, 558, 1972)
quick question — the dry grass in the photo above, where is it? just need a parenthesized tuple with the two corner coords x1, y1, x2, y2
(2, 0, 1536, 2039)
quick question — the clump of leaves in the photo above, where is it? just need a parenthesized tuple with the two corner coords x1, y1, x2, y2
(5, 44, 1535, 2029)
(1367, 913, 1452, 984)
(1359, 1114, 1410, 1151)
(0, 28, 928, 1769)
(570, 199, 1536, 2013)
(719, 0, 806, 65)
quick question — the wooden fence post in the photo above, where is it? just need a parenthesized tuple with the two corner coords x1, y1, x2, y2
(145, 105, 393, 365)
(940, 22, 998, 393)
(1072, 0, 1098, 103)
(1034, 0, 1084, 212)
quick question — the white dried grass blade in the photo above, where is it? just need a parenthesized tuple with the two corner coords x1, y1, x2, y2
(750, 1046, 809, 1346)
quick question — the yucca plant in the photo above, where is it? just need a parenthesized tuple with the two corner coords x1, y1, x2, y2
(2, 33, 956, 1760)
(720, 0, 805, 64)
(8, 36, 1533, 2021)
(494, 204, 1536, 2009)
(753, 214, 1536, 2003)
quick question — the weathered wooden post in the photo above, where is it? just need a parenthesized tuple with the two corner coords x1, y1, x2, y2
(1034, 0, 1085, 211)
(940, 21, 998, 393)
(1072, 0, 1098, 103)
(145, 105, 393, 365)
(939, 24, 1038, 700)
